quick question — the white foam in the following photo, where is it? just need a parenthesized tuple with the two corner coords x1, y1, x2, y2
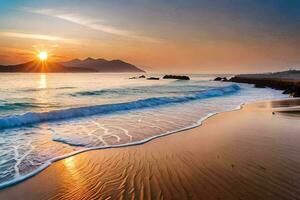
(0, 84, 241, 130)
(0, 96, 290, 189)
(0, 83, 290, 189)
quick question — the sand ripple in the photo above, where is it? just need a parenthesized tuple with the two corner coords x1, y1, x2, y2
(7, 100, 296, 200)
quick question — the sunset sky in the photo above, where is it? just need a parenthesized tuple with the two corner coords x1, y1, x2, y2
(0, 0, 299, 73)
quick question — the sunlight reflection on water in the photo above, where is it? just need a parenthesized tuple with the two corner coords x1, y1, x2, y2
(38, 74, 47, 89)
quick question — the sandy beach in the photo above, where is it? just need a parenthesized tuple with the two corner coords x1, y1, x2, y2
(1, 1, 299, 199)
(0, 99, 300, 200)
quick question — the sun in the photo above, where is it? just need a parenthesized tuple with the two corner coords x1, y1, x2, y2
(37, 51, 48, 61)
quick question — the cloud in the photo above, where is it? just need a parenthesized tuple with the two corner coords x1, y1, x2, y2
(0, 32, 63, 41)
(0, 31, 78, 44)
(24, 8, 161, 43)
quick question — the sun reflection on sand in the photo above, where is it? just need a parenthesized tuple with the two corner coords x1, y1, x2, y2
(63, 156, 83, 182)
(64, 156, 76, 170)
(38, 74, 47, 89)
(62, 155, 90, 195)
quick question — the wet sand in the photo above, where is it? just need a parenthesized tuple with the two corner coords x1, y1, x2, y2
(0, 99, 300, 200)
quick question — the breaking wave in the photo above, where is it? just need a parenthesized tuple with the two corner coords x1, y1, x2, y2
(0, 84, 240, 130)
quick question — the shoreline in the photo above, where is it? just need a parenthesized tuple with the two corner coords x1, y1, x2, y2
(0, 97, 247, 190)
(0, 98, 300, 199)
(0, 82, 287, 190)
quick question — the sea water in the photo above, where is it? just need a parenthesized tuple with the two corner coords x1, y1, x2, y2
(0, 73, 288, 188)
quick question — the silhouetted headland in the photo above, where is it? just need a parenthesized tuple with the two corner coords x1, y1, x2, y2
(0, 58, 145, 73)
(0, 61, 96, 73)
(61, 57, 145, 72)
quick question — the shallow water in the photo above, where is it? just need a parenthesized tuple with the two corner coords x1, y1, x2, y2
(0, 73, 288, 187)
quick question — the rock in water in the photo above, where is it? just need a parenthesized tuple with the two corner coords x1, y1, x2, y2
(214, 77, 222, 81)
(214, 77, 228, 81)
(163, 75, 190, 80)
(147, 77, 160, 80)
(222, 77, 228, 81)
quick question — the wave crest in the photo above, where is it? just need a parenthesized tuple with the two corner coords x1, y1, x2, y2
(0, 84, 240, 130)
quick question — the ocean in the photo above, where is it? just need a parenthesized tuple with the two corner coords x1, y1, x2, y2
(0, 73, 288, 188)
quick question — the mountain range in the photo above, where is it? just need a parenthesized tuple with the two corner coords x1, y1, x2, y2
(0, 58, 145, 73)
(61, 57, 145, 73)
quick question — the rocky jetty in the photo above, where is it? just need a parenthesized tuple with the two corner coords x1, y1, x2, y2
(228, 70, 300, 97)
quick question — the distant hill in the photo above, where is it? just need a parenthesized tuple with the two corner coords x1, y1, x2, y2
(0, 61, 96, 73)
(0, 58, 145, 73)
(61, 57, 145, 73)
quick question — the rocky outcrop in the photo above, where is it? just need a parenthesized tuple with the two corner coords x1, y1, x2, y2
(163, 75, 190, 80)
(129, 75, 146, 79)
(214, 77, 228, 81)
(214, 77, 222, 81)
(147, 77, 160, 80)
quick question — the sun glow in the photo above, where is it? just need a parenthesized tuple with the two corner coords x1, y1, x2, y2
(38, 51, 48, 61)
